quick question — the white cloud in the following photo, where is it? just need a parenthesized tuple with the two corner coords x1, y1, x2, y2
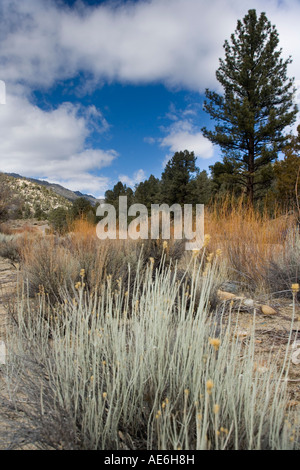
(1, 0, 299, 195)
(118, 169, 146, 188)
(157, 103, 214, 164)
(42, 174, 112, 199)
(144, 136, 156, 145)
(160, 119, 213, 159)
(1, 0, 300, 92)
(0, 92, 118, 197)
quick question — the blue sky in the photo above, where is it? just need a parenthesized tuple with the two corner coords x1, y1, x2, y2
(0, 0, 299, 198)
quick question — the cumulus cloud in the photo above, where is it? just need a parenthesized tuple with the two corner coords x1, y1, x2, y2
(0, 92, 118, 197)
(1, 0, 299, 195)
(160, 119, 213, 160)
(1, 0, 299, 92)
(118, 169, 146, 188)
(42, 174, 112, 199)
(154, 103, 214, 166)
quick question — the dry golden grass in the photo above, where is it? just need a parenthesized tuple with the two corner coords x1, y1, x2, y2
(204, 196, 296, 292)
(4, 198, 298, 299)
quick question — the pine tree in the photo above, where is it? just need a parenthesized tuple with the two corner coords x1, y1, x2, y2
(209, 158, 243, 196)
(161, 150, 198, 205)
(134, 174, 161, 210)
(202, 9, 298, 205)
(189, 170, 213, 205)
(273, 125, 300, 208)
(71, 197, 93, 219)
(104, 181, 134, 212)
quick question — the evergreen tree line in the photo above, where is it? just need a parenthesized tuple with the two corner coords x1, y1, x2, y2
(105, 150, 213, 211)
(104, 123, 300, 215)
(104, 8, 300, 214)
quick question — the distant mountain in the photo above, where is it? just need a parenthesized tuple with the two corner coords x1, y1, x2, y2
(73, 191, 102, 206)
(2, 173, 72, 218)
(5, 173, 101, 206)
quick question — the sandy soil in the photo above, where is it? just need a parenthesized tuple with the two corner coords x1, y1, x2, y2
(221, 297, 300, 404)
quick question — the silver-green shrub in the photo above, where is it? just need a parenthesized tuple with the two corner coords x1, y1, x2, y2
(3, 252, 300, 450)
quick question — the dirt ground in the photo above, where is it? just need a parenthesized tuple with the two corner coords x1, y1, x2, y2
(0, 257, 23, 449)
(222, 297, 300, 404)
(1, 218, 50, 235)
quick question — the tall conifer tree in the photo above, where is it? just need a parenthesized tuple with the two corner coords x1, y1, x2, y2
(202, 9, 298, 204)
(161, 150, 198, 205)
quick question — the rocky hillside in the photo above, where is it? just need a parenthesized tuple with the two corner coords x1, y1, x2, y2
(1, 173, 72, 219)
(6, 173, 100, 206)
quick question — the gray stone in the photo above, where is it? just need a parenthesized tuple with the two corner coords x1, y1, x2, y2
(0, 341, 6, 365)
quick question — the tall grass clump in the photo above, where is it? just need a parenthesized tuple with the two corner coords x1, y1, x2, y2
(265, 227, 300, 299)
(20, 219, 187, 305)
(21, 235, 81, 303)
(205, 195, 295, 294)
(3, 251, 299, 450)
(0, 232, 23, 265)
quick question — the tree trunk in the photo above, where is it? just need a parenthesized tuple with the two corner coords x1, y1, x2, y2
(247, 138, 255, 206)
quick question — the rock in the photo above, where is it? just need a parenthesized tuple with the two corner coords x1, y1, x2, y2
(291, 349, 300, 365)
(219, 282, 240, 295)
(243, 298, 254, 307)
(235, 329, 249, 338)
(0, 341, 6, 365)
(217, 290, 237, 301)
(260, 305, 277, 315)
